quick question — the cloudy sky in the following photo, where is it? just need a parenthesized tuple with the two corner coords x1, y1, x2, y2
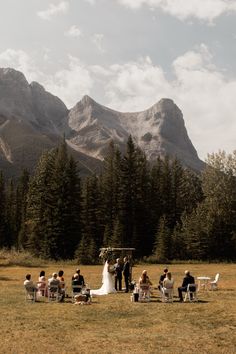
(0, 0, 236, 159)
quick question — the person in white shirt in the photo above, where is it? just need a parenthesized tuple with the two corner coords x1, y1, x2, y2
(163, 272, 174, 300)
(24, 274, 37, 299)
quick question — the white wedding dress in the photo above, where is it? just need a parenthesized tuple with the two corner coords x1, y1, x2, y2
(91, 261, 116, 295)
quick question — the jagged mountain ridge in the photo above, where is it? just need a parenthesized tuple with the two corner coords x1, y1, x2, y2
(68, 95, 204, 171)
(0, 68, 102, 177)
(0, 68, 204, 177)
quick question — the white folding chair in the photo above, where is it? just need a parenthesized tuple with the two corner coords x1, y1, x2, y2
(71, 285, 83, 303)
(139, 283, 151, 302)
(209, 273, 219, 290)
(48, 286, 60, 302)
(161, 287, 174, 303)
(37, 281, 47, 297)
(25, 286, 36, 302)
(184, 284, 198, 302)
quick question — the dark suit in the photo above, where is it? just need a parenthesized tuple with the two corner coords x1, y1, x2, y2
(123, 261, 130, 293)
(114, 262, 123, 291)
(178, 274, 195, 301)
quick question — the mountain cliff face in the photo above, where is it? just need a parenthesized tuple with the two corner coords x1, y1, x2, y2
(68, 95, 204, 171)
(0, 68, 101, 177)
(0, 68, 204, 177)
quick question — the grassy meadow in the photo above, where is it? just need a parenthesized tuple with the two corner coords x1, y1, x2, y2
(0, 261, 235, 354)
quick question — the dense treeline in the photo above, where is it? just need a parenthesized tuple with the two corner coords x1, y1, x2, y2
(0, 138, 235, 262)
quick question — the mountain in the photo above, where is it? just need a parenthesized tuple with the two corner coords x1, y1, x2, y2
(0, 68, 204, 178)
(0, 68, 101, 177)
(68, 95, 204, 171)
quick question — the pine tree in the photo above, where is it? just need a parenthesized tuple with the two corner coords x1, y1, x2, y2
(16, 169, 30, 249)
(5, 180, 17, 247)
(0, 172, 7, 247)
(25, 149, 56, 258)
(80, 175, 103, 262)
(118, 136, 138, 249)
(153, 216, 172, 262)
(101, 141, 122, 246)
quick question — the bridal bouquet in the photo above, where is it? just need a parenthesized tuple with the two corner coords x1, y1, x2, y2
(108, 266, 116, 275)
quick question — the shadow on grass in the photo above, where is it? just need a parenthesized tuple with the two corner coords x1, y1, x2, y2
(0, 276, 15, 281)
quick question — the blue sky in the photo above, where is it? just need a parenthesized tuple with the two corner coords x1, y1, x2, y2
(0, 0, 236, 159)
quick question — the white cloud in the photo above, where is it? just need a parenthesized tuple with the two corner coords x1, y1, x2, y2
(0, 46, 235, 158)
(117, 0, 236, 23)
(104, 56, 171, 111)
(0, 49, 43, 82)
(92, 33, 105, 53)
(83, 0, 96, 4)
(45, 56, 93, 107)
(37, 1, 69, 21)
(65, 25, 82, 38)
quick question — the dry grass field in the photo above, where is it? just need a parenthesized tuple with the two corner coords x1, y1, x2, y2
(0, 262, 235, 354)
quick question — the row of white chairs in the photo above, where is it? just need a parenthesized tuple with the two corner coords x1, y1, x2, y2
(133, 273, 220, 304)
(25, 283, 90, 303)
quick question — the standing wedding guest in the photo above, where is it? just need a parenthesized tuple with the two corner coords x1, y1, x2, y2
(178, 270, 195, 302)
(123, 257, 130, 293)
(114, 258, 123, 291)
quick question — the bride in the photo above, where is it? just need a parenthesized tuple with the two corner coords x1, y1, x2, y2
(91, 259, 116, 295)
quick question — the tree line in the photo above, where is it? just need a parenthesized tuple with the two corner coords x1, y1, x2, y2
(0, 137, 235, 262)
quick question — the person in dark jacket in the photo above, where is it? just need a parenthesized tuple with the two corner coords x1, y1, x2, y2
(123, 257, 130, 293)
(178, 270, 195, 302)
(158, 268, 168, 290)
(114, 258, 123, 291)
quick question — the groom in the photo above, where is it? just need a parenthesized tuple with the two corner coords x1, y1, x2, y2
(123, 257, 130, 293)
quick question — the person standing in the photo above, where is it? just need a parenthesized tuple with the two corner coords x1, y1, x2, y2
(123, 256, 130, 293)
(114, 258, 123, 291)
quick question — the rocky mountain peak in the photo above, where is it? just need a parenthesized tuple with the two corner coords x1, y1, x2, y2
(80, 95, 97, 106)
(0, 67, 28, 86)
(30, 81, 45, 92)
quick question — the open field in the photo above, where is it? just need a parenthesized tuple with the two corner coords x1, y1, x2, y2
(0, 263, 235, 354)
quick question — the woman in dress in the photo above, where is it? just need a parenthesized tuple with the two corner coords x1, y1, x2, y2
(91, 259, 116, 295)
(139, 270, 152, 286)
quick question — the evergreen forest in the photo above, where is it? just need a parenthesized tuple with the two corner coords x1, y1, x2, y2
(0, 137, 235, 263)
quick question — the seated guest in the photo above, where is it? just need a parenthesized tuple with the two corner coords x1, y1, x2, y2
(58, 270, 65, 288)
(158, 268, 168, 290)
(178, 270, 195, 302)
(24, 274, 37, 298)
(163, 272, 174, 299)
(48, 273, 65, 302)
(139, 270, 152, 286)
(72, 269, 85, 287)
(24, 274, 37, 291)
(37, 270, 47, 296)
(72, 273, 84, 293)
